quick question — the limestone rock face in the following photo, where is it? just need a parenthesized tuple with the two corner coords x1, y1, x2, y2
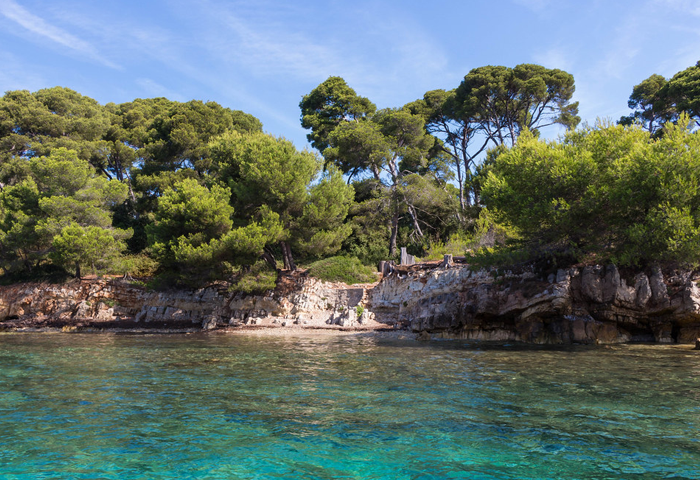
(0, 275, 380, 332)
(3, 263, 700, 344)
(0, 280, 229, 330)
(368, 264, 700, 344)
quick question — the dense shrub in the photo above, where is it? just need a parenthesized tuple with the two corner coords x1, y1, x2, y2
(118, 254, 160, 277)
(229, 261, 278, 294)
(306, 256, 377, 284)
(482, 119, 700, 266)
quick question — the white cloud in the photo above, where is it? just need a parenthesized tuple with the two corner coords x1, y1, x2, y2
(191, 1, 340, 82)
(533, 47, 574, 71)
(0, 0, 118, 68)
(179, 1, 449, 99)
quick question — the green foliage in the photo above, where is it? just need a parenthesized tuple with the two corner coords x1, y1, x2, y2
(465, 245, 533, 270)
(342, 179, 391, 264)
(306, 256, 377, 285)
(118, 254, 160, 277)
(620, 61, 700, 134)
(455, 64, 580, 145)
(406, 65, 579, 211)
(148, 178, 234, 247)
(210, 131, 352, 269)
(619, 74, 670, 133)
(51, 223, 129, 276)
(324, 119, 390, 176)
(294, 166, 354, 258)
(0, 263, 71, 285)
(0, 87, 112, 165)
(405, 89, 481, 209)
(321, 102, 444, 256)
(147, 178, 234, 268)
(0, 148, 130, 275)
(355, 304, 364, 317)
(218, 131, 321, 218)
(229, 261, 278, 294)
(299, 76, 376, 152)
(665, 60, 700, 126)
(117, 97, 262, 176)
(482, 119, 700, 266)
(147, 178, 284, 276)
(219, 207, 285, 264)
(421, 232, 473, 261)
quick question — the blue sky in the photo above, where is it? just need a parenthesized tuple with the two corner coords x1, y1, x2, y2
(1, 0, 699, 150)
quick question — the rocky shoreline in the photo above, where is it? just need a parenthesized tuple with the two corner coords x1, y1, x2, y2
(2, 263, 700, 344)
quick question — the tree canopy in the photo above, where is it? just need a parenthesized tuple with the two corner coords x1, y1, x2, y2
(482, 118, 700, 266)
(303, 82, 451, 257)
(406, 64, 580, 210)
(0, 148, 131, 276)
(210, 131, 354, 270)
(620, 60, 700, 134)
(299, 76, 376, 153)
(3, 59, 699, 286)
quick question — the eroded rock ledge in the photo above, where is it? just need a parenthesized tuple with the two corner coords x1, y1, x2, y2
(372, 264, 700, 343)
(0, 275, 382, 333)
(2, 264, 700, 344)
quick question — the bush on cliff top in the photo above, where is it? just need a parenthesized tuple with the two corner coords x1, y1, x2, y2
(306, 256, 377, 285)
(482, 118, 700, 267)
(229, 260, 278, 294)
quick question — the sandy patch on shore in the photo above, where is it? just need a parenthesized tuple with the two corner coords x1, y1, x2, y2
(1, 324, 417, 340)
(216, 325, 416, 340)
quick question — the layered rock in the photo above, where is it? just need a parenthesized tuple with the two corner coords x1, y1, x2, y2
(0, 276, 379, 331)
(370, 264, 700, 344)
(2, 263, 700, 344)
(0, 280, 228, 330)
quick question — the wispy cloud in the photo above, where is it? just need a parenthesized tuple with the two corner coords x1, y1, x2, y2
(135, 78, 187, 102)
(533, 47, 574, 71)
(0, 0, 118, 68)
(198, 2, 343, 82)
(600, 1, 700, 79)
(512, 0, 553, 13)
(365, 12, 449, 91)
(652, 0, 700, 16)
(0, 50, 45, 93)
(594, 15, 641, 80)
(185, 0, 451, 109)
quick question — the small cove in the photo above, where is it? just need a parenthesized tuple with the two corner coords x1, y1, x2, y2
(1, 333, 699, 479)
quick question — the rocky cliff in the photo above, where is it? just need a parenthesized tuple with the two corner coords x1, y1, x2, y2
(0, 275, 380, 332)
(2, 263, 700, 343)
(370, 264, 700, 344)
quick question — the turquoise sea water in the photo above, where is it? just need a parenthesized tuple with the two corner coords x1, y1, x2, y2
(0, 333, 699, 479)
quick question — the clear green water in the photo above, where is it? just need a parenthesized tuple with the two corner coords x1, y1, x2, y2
(1, 333, 699, 479)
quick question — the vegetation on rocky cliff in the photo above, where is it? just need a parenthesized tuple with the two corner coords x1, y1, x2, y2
(0, 60, 699, 287)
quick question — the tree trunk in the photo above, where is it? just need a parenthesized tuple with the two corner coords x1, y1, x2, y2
(407, 204, 424, 239)
(457, 177, 465, 211)
(280, 241, 296, 271)
(389, 211, 399, 258)
(452, 151, 465, 211)
(21, 252, 32, 273)
(261, 247, 278, 271)
(127, 180, 136, 203)
(75, 262, 81, 279)
(371, 164, 382, 181)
